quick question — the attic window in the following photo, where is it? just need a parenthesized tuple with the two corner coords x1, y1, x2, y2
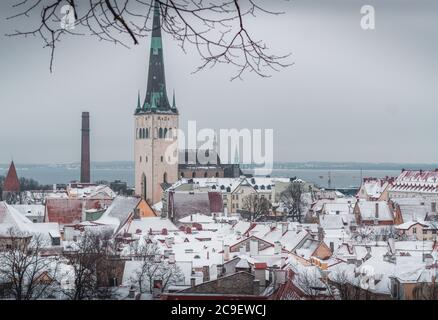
(194, 255, 201, 259)
(51, 237, 61, 246)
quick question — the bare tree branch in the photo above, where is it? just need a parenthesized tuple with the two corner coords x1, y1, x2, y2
(6, 0, 292, 79)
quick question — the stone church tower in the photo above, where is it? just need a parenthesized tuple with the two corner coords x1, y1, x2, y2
(134, 1, 178, 204)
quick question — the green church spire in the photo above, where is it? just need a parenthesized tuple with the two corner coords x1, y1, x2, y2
(139, 0, 176, 114)
(234, 146, 240, 164)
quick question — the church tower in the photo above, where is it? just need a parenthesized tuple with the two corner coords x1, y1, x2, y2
(134, 1, 179, 204)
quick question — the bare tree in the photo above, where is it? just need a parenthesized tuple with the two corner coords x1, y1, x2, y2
(0, 228, 60, 300)
(280, 181, 307, 222)
(293, 268, 332, 299)
(130, 240, 183, 294)
(329, 269, 364, 300)
(6, 0, 291, 79)
(242, 193, 271, 221)
(62, 231, 114, 300)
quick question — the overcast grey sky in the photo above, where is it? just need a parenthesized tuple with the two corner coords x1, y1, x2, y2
(1, 0, 437, 164)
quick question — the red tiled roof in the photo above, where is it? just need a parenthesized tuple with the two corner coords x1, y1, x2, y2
(254, 262, 267, 270)
(45, 198, 112, 225)
(208, 191, 224, 213)
(3, 161, 20, 192)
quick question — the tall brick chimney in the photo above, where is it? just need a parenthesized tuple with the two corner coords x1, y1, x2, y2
(81, 112, 90, 183)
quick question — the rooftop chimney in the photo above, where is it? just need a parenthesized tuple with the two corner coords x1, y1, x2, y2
(80, 112, 90, 183)
(223, 244, 230, 261)
(274, 241, 281, 255)
(318, 226, 325, 242)
(250, 239, 259, 256)
(281, 222, 288, 235)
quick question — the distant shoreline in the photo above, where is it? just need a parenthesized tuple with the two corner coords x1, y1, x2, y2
(0, 161, 434, 189)
(1, 161, 437, 171)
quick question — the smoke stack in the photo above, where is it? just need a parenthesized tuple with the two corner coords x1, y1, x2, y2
(81, 112, 90, 183)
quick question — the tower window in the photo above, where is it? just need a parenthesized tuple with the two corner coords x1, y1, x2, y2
(159, 128, 163, 139)
(215, 172, 219, 178)
(140, 156, 142, 162)
(192, 172, 196, 178)
(161, 156, 164, 162)
(163, 172, 168, 183)
(204, 172, 208, 178)
(181, 172, 185, 178)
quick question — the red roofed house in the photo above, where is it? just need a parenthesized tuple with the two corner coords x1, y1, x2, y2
(2, 161, 21, 204)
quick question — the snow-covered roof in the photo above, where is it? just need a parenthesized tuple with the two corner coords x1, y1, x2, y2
(95, 196, 140, 234)
(322, 202, 354, 215)
(357, 201, 393, 221)
(391, 197, 432, 222)
(0, 201, 35, 236)
(395, 220, 428, 230)
(179, 213, 215, 224)
(12, 204, 45, 218)
(389, 170, 438, 194)
(67, 184, 116, 199)
(358, 178, 391, 199)
(126, 217, 178, 234)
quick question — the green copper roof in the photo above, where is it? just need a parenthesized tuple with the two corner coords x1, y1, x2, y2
(136, 0, 178, 115)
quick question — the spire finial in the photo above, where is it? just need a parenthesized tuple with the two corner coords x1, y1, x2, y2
(234, 145, 240, 164)
(137, 90, 141, 110)
(172, 90, 176, 109)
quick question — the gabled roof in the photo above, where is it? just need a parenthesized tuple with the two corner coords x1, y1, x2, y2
(3, 161, 20, 192)
(356, 200, 393, 221)
(96, 196, 141, 234)
(0, 201, 33, 236)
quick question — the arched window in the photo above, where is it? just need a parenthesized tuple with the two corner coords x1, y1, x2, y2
(159, 128, 163, 139)
(142, 128, 146, 139)
(192, 172, 196, 178)
(145, 128, 149, 139)
(163, 172, 168, 183)
(141, 174, 147, 200)
(164, 128, 168, 139)
(138, 129, 142, 139)
(181, 172, 185, 178)
(204, 172, 208, 178)
(215, 172, 220, 178)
